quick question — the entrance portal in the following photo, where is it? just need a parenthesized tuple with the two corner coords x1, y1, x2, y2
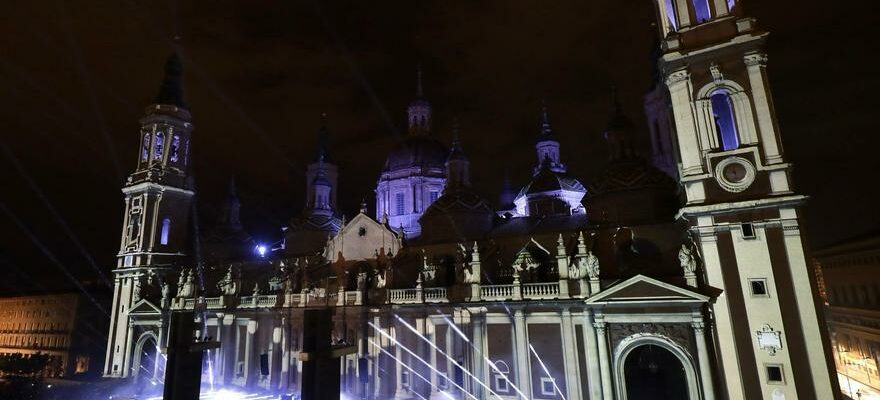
(623, 344, 688, 400)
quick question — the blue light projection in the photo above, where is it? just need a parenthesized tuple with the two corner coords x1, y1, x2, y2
(711, 92, 740, 151)
(665, 0, 678, 30)
(692, 0, 712, 23)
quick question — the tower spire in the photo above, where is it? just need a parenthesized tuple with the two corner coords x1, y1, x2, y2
(407, 64, 432, 135)
(445, 117, 470, 191)
(533, 100, 565, 175)
(604, 87, 636, 160)
(154, 52, 187, 109)
(315, 112, 331, 163)
(540, 100, 553, 137)
(417, 63, 424, 98)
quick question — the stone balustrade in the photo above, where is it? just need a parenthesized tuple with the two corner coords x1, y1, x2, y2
(170, 281, 577, 311)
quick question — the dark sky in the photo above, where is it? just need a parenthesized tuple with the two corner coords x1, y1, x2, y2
(0, 0, 877, 294)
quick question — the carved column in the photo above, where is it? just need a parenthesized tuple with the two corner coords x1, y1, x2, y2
(594, 318, 613, 400)
(471, 310, 487, 399)
(693, 320, 716, 400)
(513, 309, 532, 398)
(427, 319, 439, 395)
(582, 309, 603, 400)
(744, 52, 783, 164)
(392, 324, 407, 397)
(560, 308, 582, 400)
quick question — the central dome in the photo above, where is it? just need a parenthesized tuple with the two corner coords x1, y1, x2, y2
(383, 136, 448, 172)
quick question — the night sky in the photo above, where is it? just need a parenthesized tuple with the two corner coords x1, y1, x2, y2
(0, 0, 877, 294)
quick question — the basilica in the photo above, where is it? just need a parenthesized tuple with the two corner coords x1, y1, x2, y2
(103, 2, 839, 399)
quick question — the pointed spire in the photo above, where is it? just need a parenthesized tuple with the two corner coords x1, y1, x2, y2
(417, 63, 424, 98)
(155, 52, 187, 109)
(540, 100, 553, 138)
(314, 113, 332, 163)
(217, 176, 242, 229)
(447, 117, 466, 161)
(604, 86, 636, 160)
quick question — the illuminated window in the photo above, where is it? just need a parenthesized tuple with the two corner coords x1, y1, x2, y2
(540, 377, 556, 396)
(154, 131, 165, 160)
(492, 361, 510, 394)
(711, 91, 740, 151)
(664, 0, 678, 31)
(693, 0, 712, 23)
(727, 0, 736, 12)
(170, 135, 180, 162)
(141, 133, 151, 161)
(160, 218, 171, 245)
(429, 191, 439, 204)
(395, 193, 405, 216)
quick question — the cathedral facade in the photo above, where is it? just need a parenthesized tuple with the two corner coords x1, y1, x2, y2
(104, 2, 839, 400)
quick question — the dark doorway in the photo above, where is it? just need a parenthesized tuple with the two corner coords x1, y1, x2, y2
(623, 344, 689, 400)
(136, 338, 159, 387)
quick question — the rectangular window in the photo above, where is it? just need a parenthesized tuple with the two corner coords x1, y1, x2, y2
(692, 0, 712, 23)
(395, 193, 405, 216)
(766, 364, 784, 383)
(540, 377, 556, 396)
(741, 223, 756, 239)
(749, 279, 769, 297)
(493, 374, 509, 393)
(429, 191, 439, 204)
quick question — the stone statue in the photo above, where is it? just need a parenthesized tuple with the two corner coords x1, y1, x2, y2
(176, 269, 187, 297)
(585, 251, 600, 280)
(179, 270, 196, 298)
(375, 268, 387, 289)
(679, 244, 698, 275)
(217, 266, 239, 296)
(161, 282, 171, 303)
(357, 271, 367, 291)
(252, 283, 261, 296)
(132, 277, 143, 302)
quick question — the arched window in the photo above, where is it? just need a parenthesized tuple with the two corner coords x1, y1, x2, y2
(692, 0, 712, 23)
(170, 135, 180, 162)
(727, 0, 737, 12)
(154, 132, 165, 160)
(664, 0, 679, 31)
(710, 91, 740, 151)
(141, 133, 151, 161)
(160, 218, 171, 245)
(492, 360, 511, 394)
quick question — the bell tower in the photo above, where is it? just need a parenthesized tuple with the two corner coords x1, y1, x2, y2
(104, 53, 195, 378)
(650, 1, 838, 399)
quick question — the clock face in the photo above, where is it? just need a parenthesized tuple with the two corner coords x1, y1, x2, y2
(715, 156, 756, 193)
(723, 163, 747, 183)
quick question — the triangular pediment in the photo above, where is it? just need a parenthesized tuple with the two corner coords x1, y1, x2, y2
(327, 212, 402, 262)
(129, 299, 162, 315)
(586, 274, 709, 305)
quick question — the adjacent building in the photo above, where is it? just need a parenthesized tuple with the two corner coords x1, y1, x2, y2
(816, 232, 880, 392)
(102, 2, 840, 399)
(0, 292, 105, 378)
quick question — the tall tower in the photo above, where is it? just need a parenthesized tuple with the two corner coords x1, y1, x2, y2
(651, 2, 838, 398)
(104, 53, 194, 378)
(375, 66, 447, 237)
(305, 113, 339, 214)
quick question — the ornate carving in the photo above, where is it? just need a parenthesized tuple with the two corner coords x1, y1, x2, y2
(756, 324, 783, 356)
(679, 244, 698, 275)
(744, 53, 769, 68)
(610, 323, 692, 351)
(665, 69, 690, 86)
(709, 63, 724, 83)
(585, 251, 600, 280)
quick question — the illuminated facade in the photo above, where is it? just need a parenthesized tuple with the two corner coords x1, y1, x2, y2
(0, 293, 103, 378)
(104, 2, 840, 399)
(816, 234, 880, 395)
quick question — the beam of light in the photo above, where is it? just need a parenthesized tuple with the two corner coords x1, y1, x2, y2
(0, 201, 108, 315)
(434, 310, 528, 400)
(367, 338, 434, 400)
(0, 143, 112, 287)
(529, 343, 566, 400)
(56, 0, 124, 183)
(392, 315, 502, 399)
(434, 310, 469, 343)
(368, 322, 477, 400)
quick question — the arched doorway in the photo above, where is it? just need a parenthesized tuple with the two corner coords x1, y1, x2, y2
(133, 333, 160, 386)
(623, 344, 688, 400)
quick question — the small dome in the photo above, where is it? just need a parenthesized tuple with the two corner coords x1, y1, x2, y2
(518, 168, 587, 197)
(419, 189, 494, 242)
(383, 136, 448, 172)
